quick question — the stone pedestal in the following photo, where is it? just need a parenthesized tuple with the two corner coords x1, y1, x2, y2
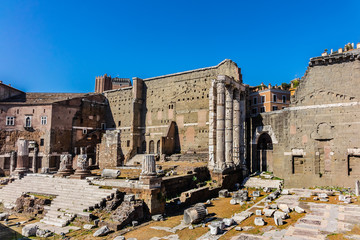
(140, 155, 161, 189)
(71, 154, 92, 179)
(56, 154, 74, 177)
(13, 139, 29, 176)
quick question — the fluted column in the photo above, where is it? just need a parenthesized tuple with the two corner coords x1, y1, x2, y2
(32, 147, 38, 173)
(225, 85, 234, 168)
(233, 89, 241, 166)
(240, 93, 247, 173)
(14, 139, 29, 176)
(57, 154, 74, 177)
(141, 155, 156, 177)
(216, 79, 226, 171)
(208, 80, 217, 170)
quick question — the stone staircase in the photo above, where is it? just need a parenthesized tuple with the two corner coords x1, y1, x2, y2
(0, 174, 118, 227)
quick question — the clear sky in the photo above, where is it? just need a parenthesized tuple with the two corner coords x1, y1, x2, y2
(0, 0, 359, 93)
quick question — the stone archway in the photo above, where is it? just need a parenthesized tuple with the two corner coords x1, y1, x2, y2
(254, 133, 273, 173)
(149, 140, 155, 154)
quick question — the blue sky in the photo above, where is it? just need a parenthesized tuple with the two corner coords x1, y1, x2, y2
(0, 0, 359, 93)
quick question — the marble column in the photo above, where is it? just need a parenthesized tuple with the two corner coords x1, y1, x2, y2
(216, 79, 226, 171)
(32, 147, 38, 173)
(141, 155, 156, 177)
(140, 155, 161, 188)
(57, 154, 74, 177)
(14, 139, 29, 176)
(225, 85, 234, 168)
(10, 151, 16, 174)
(208, 80, 217, 171)
(233, 88, 241, 166)
(71, 153, 92, 179)
(240, 94, 248, 173)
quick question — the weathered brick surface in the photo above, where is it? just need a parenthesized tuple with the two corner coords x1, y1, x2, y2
(252, 50, 360, 188)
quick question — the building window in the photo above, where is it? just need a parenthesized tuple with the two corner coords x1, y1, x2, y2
(6, 116, 15, 126)
(260, 107, 265, 113)
(40, 138, 44, 146)
(101, 123, 106, 130)
(25, 116, 32, 127)
(251, 108, 258, 115)
(118, 121, 121, 127)
(282, 95, 286, 103)
(272, 106, 278, 111)
(261, 96, 265, 103)
(273, 94, 277, 102)
(41, 116, 47, 125)
(127, 140, 130, 147)
(83, 129, 87, 135)
(253, 97, 257, 105)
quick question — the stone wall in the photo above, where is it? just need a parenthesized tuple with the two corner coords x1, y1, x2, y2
(101, 60, 243, 167)
(252, 50, 360, 188)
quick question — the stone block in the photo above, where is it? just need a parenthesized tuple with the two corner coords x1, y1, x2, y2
(254, 217, 265, 226)
(252, 191, 260, 197)
(256, 210, 262, 216)
(223, 218, 234, 227)
(124, 194, 135, 202)
(278, 204, 290, 213)
(263, 209, 275, 217)
(83, 224, 95, 229)
(0, 213, 9, 221)
(22, 224, 38, 237)
(219, 189, 230, 198)
(230, 199, 237, 205)
(274, 216, 283, 226)
(274, 211, 288, 220)
(93, 226, 110, 237)
(294, 206, 305, 213)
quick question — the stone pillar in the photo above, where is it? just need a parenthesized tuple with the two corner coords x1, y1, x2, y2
(56, 154, 74, 177)
(141, 155, 156, 177)
(225, 85, 234, 168)
(32, 147, 38, 173)
(356, 180, 360, 196)
(208, 80, 217, 171)
(10, 151, 16, 174)
(14, 139, 29, 176)
(71, 153, 92, 179)
(240, 94, 247, 173)
(140, 155, 161, 188)
(233, 88, 241, 166)
(216, 79, 226, 171)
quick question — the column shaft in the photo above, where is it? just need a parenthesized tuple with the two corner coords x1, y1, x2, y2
(216, 81, 226, 171)
(208, 80, 217, 170)
(225, 86, 234, 167)
(233, 89, 241, 166)
(32, 147, 38, 173)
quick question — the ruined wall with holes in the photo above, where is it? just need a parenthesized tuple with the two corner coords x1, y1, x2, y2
(102, 60, 242, 164)
(252, 50, 360, 188)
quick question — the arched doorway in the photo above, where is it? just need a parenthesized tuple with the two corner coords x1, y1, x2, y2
(156, 140, 161, 154)
(149, 140, 154, 154)
(255, 133, 273, 173)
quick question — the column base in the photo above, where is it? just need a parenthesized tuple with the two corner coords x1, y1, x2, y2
(56, 169, 74, 177)
(70, 170, 92, 179)
(140, 175, 162, 189)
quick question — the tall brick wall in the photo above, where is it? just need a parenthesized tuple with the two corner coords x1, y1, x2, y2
(102, 60, 243, 164)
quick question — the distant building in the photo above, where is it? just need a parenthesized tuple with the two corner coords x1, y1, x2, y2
(0, 83, 107, 175)
(249, 83, 290, 116)
(94, 74, 131, 93)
